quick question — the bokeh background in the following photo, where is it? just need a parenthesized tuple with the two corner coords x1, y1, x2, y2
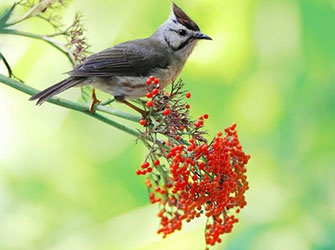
(0, 0, 334, 249)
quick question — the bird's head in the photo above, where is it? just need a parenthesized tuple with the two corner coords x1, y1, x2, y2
(153, 2, 212, 60)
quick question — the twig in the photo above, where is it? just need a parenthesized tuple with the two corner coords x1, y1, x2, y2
(0, 28, 75, 65)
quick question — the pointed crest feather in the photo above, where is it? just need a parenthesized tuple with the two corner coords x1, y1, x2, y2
(172, 2, 200, 31)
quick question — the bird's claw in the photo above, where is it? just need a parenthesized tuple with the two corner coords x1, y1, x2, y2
(89, 88, 101, 113)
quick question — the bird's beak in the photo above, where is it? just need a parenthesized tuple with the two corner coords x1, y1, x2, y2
(194, 32, 212, 40)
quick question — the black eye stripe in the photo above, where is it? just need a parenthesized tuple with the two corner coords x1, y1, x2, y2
(170, 29, 187, 36)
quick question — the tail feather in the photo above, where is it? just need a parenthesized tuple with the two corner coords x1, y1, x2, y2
(29, 78, 82, 105)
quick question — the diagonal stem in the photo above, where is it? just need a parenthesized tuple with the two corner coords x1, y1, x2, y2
(0, 74, 141, 137)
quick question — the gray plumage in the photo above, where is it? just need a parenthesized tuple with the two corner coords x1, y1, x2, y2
(29, 2, 212, 105)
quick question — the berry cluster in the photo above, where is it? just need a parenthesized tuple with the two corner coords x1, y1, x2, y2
(135, 162, 153, 175)
(135, 77, 250, 249)
(157, 124, 249, 246)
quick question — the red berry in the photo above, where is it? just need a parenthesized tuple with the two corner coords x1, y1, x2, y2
(204, 114, 209, 119)
(152, 88, 159, 95)
(146, 92, 153, 98)
(231, 123, 237, 130)
(139, 119, 146, 126)
(154, 159, 160, 166)
(163, 108, 171, 116)
(217, 131, 223, 137)
(146, 100, 153, 107)
(186, 92, 191, 98)
(185, 104, 190, 109)
(135, 170, 141, 175)
(141, 162, 150, 169)
(175, 135, 181, 140)
(154, 78, 160, 84)
(147, 167, 153, 173)
(146, 79, 152, 85)
(150, 76, 155, 81)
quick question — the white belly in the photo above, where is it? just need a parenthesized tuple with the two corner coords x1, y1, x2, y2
(82, 63, 183, 99)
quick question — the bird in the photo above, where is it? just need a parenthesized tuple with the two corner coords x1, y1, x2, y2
(29, 2, 212, 113)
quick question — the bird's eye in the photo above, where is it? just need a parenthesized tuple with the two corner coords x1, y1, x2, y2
(178, 29, 187, 36)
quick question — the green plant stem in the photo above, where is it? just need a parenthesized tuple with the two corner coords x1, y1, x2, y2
(0, 74, 141, 137)
(0, 28, 75, 65)
(0, 52, 12, 77)
(95, 105, 140, 123)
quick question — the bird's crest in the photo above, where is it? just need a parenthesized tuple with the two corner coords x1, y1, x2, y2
(171, 2, 200, 31)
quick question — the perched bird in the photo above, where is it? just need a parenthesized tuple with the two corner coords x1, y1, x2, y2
(29, 2, 212, 112)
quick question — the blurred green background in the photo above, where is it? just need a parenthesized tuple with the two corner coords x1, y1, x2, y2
(0, 0, 334, 249)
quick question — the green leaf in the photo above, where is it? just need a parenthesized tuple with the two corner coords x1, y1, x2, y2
(0, 4, 15, 29)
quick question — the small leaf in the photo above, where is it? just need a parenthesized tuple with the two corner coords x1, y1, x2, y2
(0, 4, 16, 29)
(0, 52, 12, 77)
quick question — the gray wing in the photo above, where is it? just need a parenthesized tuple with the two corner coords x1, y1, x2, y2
(68, 39, 170, 78)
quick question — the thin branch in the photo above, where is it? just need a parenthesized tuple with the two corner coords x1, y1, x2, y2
(95, 105, 140, 123)
(0, 74, 141, 137)
(0, 28, 75, 65)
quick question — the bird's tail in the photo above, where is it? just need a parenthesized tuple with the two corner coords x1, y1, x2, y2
(29, 78, 82, 105)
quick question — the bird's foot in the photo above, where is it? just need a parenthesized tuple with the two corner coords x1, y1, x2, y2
(121, 99, 148, 118)
(89, 88, 101, 113)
